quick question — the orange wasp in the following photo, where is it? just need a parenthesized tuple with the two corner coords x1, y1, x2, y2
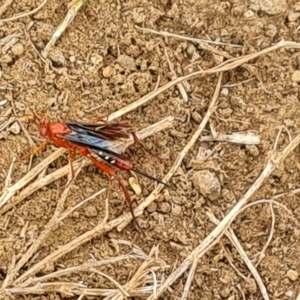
(24, 117, 170, 234)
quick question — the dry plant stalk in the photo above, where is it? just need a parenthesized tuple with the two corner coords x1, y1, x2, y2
(42, 0, 85, 58)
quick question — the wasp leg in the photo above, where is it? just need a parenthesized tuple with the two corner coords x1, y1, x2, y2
(20, 140, 49, 160)
(80, 147, 145, 236)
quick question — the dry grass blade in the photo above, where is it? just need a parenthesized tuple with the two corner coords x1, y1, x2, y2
(147, 131, 300, 299)
(42, 0, 85, 58)
(135, 25, 242, 48)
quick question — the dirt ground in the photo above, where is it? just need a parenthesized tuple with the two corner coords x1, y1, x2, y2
(0, 0, 300, 299)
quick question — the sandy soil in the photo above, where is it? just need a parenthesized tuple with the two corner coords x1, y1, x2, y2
(0, 0, 300, 299)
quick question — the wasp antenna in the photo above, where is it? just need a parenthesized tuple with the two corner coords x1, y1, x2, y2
(133, 168, 173, 189)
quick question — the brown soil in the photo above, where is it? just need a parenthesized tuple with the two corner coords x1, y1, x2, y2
(0, 0, 300, 299)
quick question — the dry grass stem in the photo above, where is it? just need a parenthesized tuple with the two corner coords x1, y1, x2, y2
(57, 188, 106, 222)
(148, 130, 300, 299)
(253, 204, 275, 268)
(164, 46, 188, 102)
(4, 157, 15, 188)
(200, 130, 260, 145)
(0, 0, 48, 22)
(135, 25, 242, 48)
(181, 260, 197, 300)
(91, 268, 130, 298)
(108, 41, 300, 122)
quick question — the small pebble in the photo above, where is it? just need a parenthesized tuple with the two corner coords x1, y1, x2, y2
(11, 43, 24, 56)
(90, 53, 103, 65)
(147, 202, 157, 213)
(193, 170, 221, 201)
(288, 11, 300, 21)
(103, 65, 113, 77)
(220, 287, 230, 298)
(49, 49, 66, 66)
(171, 203, 182, 216)
(286, 269, 298, 281)
(285, 290, 293, 297)
(117, 54, 136, 70)
(84, 206, 98, 217)
(221, 88, 229, 96)
(244, 10, 255, 18)
(292, 70, 300, 81)
(283, 118, 294, 128)
(9, 122, 20, 134)
(69, 55, 76, 63)
(157, 202, 171, 213)
(186, 43, 196, 57)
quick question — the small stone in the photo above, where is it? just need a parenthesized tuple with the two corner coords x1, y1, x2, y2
(292, 70, 300, 81)
(171, 203, 182, 216)
(193, 170, 221, 201)
(84, 206, 98, 217)
(28, 80, 36, 86)
(221, 88, 229, 96)
(69, 55, 76, 63)
(147, 202, 157, 213)
(246, 145, 260, 157)
(244, 10, 255, 18)
(285, 290, 293, 297)
(49, 49, 65, 66)
(9, 122, 20, 134)
(283, 118, 294, 127)
(117, 54, 136, 70)
(191, 111, 202, 123)
(220, 287, 230, 298)
(286, 269, 298, 281)
(129, 177, 142, 195)
(186, 43, 196, 57)
(11, 43, 24, 56)
(157, 202, 171, 213)
(90, 53, 103, 65)
(103, 65, 113, 77)
(288, 11, 300, 21)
